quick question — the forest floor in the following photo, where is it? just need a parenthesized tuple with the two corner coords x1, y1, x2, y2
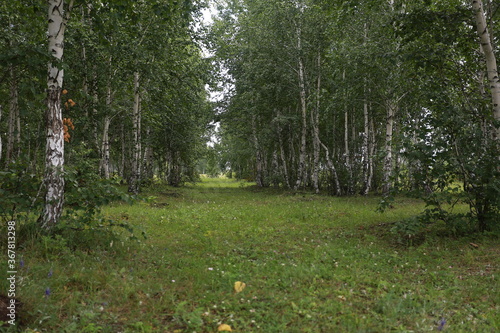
(3, 178, 499, 332)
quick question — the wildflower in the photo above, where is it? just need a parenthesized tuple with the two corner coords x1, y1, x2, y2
(45, 288, 51, 297)
(48, 269, 53, 278)
(20, 259, 25, 268)
(208, 267, 214, 271)
(437, 318, 446, 331)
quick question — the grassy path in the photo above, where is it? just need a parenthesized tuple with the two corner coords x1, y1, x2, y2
(8, 178, 499, 332)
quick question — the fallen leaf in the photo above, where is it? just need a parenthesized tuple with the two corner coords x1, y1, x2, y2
(218, 324, 232, 331)
(234, 281, 246, 293)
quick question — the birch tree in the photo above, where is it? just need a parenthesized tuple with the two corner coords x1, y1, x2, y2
(472, 0, 500, 140)
(40, 0, 73, 228)
(128, 72, 142, 194)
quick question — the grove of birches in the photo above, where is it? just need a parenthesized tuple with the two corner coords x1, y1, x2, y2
(1, 0, 499, 234)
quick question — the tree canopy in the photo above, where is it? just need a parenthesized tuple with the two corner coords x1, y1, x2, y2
(0, 0, 499, 233)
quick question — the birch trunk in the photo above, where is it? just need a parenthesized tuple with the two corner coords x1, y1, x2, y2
(6, 65, 19, 165)
(100, 116, 111, 179)
(289, 124, 296, 182)
(276, 109, 291, 188)
(252, 114, 264, 187)
(271, 149, 279, 187)
(99, 78, 115, 179)
(41, 0, 72, 228)
(383, 100, 396, 194)
(295, 57, 308, 190)
(362, 96, 371, 195)
(344, 108, 353, 193)
(367, 114, 376, 193)
(92, 69, 99, 148)
(120, 122, 125, 178)
(319, 140, 341, 196)
(128, 72, 142, 194)
(311, 52, 321, 193)
(0, 105, 2, 163)
(341, 71, 353, 193)
(472, 0, 500, 140)
(142, 127, 154, 181)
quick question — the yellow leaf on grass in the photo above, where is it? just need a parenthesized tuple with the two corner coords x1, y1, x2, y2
(234, 281, 246, 293)
(218, 323, 233, 331)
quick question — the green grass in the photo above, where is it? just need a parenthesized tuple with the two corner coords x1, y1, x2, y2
(3, 177, 499, 332)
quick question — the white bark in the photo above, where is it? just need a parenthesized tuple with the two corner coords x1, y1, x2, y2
(99, 79, 115, 179)
(319, 140, 341, 196)
(0, 105, 2, 163)
(92, 69, 99, 147)
(342, 71, 353, 194)
(100, 116, 111, 179)
(383, 100, 396, 194)
(473, 0, 500, 139)
(6, 66, 19, 165)
(344, 108, 353, 191)
(311, 52, 321, 193)
(362, 96, 372, 195)
(271, 149, 279, 187)
(128, 72, 142, 194)
(276, 109, 291, 188)
(252, 114, 264, 187)
(142, 126, 154, 181)
(368, 115, 376, 193)
(41, 0, 73, 228)
(295, 58, 308, 189)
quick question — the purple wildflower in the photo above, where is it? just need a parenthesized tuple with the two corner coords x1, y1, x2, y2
(48, 269, 53, 278)
(437, 318, 446, 331)
(20, 259, 25, 268)
(45, 287, 51, 297)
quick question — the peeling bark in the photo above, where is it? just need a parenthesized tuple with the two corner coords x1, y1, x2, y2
(41, 0, 73, 229)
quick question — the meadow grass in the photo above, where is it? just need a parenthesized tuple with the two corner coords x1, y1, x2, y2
(2, 177, 498, 332)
